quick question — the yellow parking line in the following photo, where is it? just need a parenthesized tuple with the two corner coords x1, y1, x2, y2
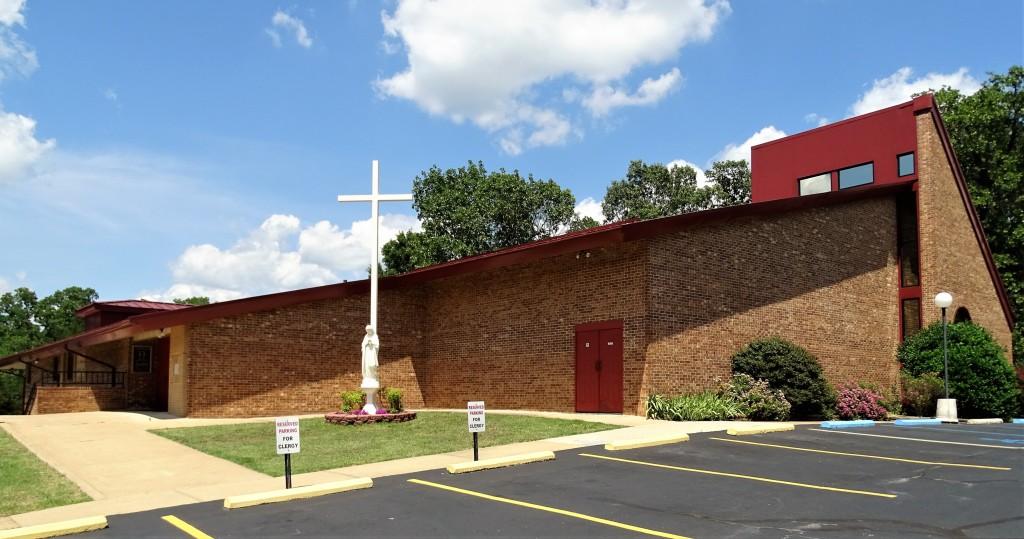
(161, 515, 215, 539)
(407, 478, 690, 539)
(709, 437, 1011, 470)
(808, 428, 1024, 450)
(579, 453, 896, 499)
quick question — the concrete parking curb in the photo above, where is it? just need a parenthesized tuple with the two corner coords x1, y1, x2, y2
(965, 418, 1004, 425)
(605, 434, 689, 450)
(446, 451, 555, 474)
(223, 478, 373, 509)
(0, 516, 107, 539)
(726, 424, 795, 436)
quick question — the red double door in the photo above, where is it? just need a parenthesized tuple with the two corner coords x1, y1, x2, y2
(575, 323, 623, 413)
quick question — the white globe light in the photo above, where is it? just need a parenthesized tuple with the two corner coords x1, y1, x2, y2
(934, 292, 953, 308)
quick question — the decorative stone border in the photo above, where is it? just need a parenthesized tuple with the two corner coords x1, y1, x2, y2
(324, 411, 417, 425)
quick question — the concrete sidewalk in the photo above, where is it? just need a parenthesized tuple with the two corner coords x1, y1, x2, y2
(0, 410, 783, 530)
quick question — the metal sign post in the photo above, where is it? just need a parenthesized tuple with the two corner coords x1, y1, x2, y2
(467, 401, 485, 461)
(275, 417, 301, 489)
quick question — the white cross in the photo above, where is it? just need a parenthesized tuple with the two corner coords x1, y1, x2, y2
(337, 160, 412, 330)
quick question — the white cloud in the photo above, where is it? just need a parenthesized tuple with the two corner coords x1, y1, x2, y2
(0, 0, 35, 82)
(0, 107, 56, 182)
(0, 276, 8, 293)
(851, 67, 981, 116)
(0, 0, 25, 27)
(142, 213, 421, 302)
(584, 68, 682, 117)
(666, 159, 708, 187)
(804, 113, 828, 127)
(573, 197, 604, 224)
(713, 125, 786, 164)
(376, 0, 728, 153)
(103, 88, 118, 102)
(269, 10, 313, 49)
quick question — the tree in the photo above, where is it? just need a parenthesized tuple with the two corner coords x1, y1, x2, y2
(704, 159, 752, 206)
(568, 215, 600, 232)
(34, 286, 97, 342)
(931, 66, 1023, 363)
(601, 159, 751, 223)
(0, 286, 97, 357)
(382, 161, 576, 274)
(173, 296, 211, 306)
(0, 288, 41, 357)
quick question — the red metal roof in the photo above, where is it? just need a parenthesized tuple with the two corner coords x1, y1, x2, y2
(75, 300, 189, 317)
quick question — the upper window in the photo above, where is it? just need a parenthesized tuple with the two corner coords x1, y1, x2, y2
(798, 173, 831, 196)
(838, 163, 874, 189)
(132, 346, 153, 373)
(898, 153, 915, 177)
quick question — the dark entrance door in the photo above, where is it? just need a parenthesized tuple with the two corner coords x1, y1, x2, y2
(152, 339, 170, 411)
(575, 321, 623, 413)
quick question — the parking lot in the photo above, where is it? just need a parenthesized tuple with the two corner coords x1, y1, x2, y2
(83, 423, 1024, 538)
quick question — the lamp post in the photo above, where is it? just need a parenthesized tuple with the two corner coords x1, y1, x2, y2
(933, 292, 956, 422)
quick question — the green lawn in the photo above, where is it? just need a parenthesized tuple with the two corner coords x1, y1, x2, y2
(151, 412, 617, 476)
(0, 429, 90, 517)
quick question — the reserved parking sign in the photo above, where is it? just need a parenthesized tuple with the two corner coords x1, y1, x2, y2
(467, 401, 485, 433)
(275, 416, 301, 455)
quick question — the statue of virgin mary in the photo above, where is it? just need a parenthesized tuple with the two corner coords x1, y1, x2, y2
(360, 325, 380, 389)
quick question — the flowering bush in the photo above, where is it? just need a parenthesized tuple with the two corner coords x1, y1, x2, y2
(836, 384, 888, 420)
(720, 374, 791, 421)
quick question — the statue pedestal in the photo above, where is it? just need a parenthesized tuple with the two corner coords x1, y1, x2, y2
(936, 398, 958, 422)
(361, 378, 380, 414)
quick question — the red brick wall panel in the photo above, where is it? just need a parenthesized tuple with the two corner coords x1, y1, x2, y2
(34, 386, 126, 413)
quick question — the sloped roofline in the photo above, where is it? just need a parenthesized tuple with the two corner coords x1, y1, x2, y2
(0, 181, 915, 366)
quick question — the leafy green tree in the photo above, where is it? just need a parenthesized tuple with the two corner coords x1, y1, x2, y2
(172, 296, 211, 306)
(0, 286, 97, 356)
(568, 215, 601, 232)
(601, 159, 751, 223)
(0, 288, 41, 357)
(382, 161, 576, 274)
(704, 159, 752, 206)
(34, 286, 97, 342)
(932, 66, 1024, 363)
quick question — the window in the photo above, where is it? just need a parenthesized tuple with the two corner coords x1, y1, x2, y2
(132, 346, 153, 373)
(901, 298, 922, 340)
(896, 196, 920, 287)
(898, 153, 915, 177)
(799, 173, 831, 196)
(838, 162, 873, 189)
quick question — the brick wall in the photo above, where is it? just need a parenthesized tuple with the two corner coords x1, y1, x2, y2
(185, 290, 426, 417)
(33, 386, 125, 414)
(916, 113, 1014, 359)
(645, 198, 902, 408)
(421, 241, 648, 413)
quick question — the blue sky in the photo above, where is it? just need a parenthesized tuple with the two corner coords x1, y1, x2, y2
(0, 0, 1020, 302)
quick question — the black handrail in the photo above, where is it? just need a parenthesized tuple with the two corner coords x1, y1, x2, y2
(39, 371, 126, 387)
(23, 383, 36, 415)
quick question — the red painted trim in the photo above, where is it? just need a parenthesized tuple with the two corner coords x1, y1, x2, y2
(918, 99, 1015, 328)
(574, 320, 624, 332)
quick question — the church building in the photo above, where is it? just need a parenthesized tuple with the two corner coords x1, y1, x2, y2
(1, 95, 1014, 417)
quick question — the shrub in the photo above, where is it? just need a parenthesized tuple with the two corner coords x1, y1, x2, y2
(382, 387, 404, 412)
(731, 337, 836, 418)
(720, 374, 791, 421)
(898, 322, 1020, 418)
(900, 371, 943, 417)
(646, 392, 743, 421)
(341, 390, 364, 412)
(836, 384, 888, 420)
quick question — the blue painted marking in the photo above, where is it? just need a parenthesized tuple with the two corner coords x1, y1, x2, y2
(883, 425, 1024, 438)
(1013, 419, 1024, 424)
(820, 420, 875, 429)
(894, 418, 943, 426)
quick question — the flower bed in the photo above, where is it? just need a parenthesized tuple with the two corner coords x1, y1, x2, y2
(324, 411, 417, 425)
